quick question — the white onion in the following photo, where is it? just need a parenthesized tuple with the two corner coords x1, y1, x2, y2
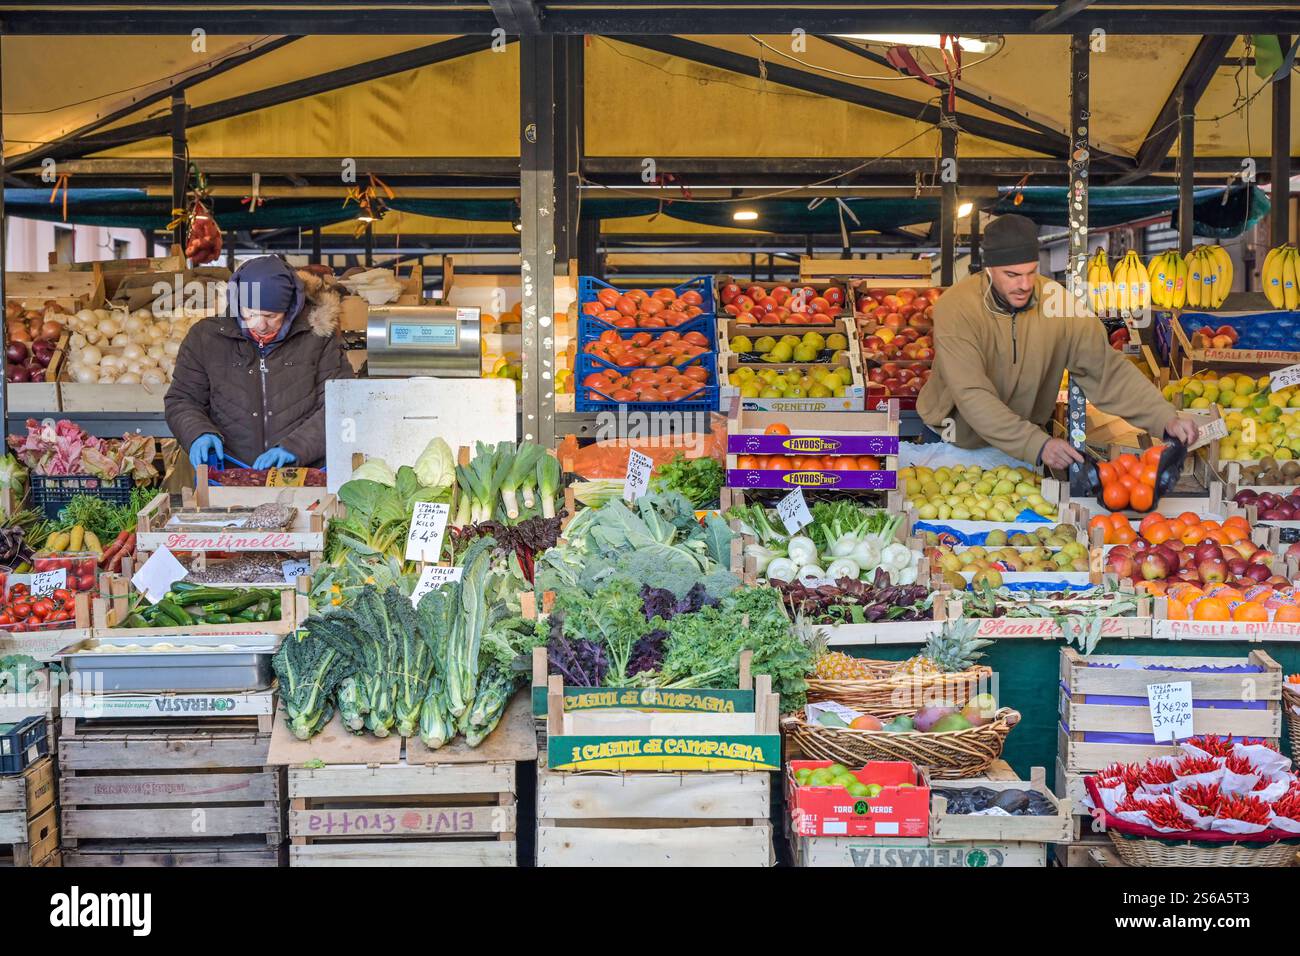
(141, 369, 166, 386)
(80, 345, 103, 365)
(123, 315, 146, 334)
(83, 327, 102, 345)
(73, 365, 97, 384)
(122, 343, 144, 361)
(159, 358, 175, 375)
(70, 332, 87, 350)
(93, 309, 110, 322)
(100, 355, 122, 371)
(147, 326, 166, 344)
(133, 308, 152, 322)
(75, 309, 96, 325)
(98, 317, 121, 338)
(110, 333, 128, 347)
(116, 372, 142, 385)
(146, 345, 165, 361)
(163, 340, 181, 357)
(98, 373, 116, 384)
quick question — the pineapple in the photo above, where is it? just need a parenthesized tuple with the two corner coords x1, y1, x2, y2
(798, 613, 876, 681)
(896, 621, 991, 676)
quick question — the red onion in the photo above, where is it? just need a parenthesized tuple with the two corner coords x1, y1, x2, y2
(31, 340, 54, 367)
(5, 341, 28, 364)
(8, 364, 29, 383)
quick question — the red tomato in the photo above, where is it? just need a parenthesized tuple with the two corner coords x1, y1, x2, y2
(49, 609, 70, 622)
(12, 602, 31, 619)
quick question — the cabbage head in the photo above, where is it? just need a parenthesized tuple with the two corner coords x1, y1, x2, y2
(350, 458, 396, 487)
(413, 437, 455, 489)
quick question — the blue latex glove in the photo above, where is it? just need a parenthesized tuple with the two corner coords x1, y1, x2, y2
(189, 433, 224, 471)
(253, 447, 297, 470)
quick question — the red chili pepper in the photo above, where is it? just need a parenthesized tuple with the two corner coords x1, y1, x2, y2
(1140, 762, 1177, 786)
(1179, 782, 1225, 817)
(1224, 753, 1255, 776)
(1175, 754, 1220, 777)
(1216, 793, 1272, 825)
(1143, 796, 1195, 831)
(1189, 734, 1237, 757)
(1097, 762, 1143, 792)
(1271, 786, 1300, 820)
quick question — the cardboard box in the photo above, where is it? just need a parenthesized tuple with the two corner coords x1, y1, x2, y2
(788, 759, 930, 838)
(339, 296, 368, 332)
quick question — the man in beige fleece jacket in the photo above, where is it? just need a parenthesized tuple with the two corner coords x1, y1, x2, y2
(917, 214, 1198, 470)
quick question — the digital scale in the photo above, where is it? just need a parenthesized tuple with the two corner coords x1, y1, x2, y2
(364, 304, 482, 377)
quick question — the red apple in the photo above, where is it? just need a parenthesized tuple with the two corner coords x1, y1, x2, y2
(1197, 558, 1227, 584)
(720, 283, 741, 304)
(1227, 557, 1249, 577)
(1141, 553, 1171, 581)
(1244, 563, 1272, 583)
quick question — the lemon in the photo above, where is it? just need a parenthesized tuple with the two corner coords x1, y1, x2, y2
(731, 335, 754, 353)
(1189, 397, 1211, 409)
(826, 333, 849, 350)
(809, 384, 832, 398)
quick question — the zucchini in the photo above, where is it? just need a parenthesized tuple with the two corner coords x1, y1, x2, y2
(155, 600, 192, 626)
(204, 612, 232, 624)
(124, 613, 149, 629)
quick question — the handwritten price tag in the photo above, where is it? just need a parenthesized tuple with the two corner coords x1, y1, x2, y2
(30, 568, 66, 596)
(1186, 416, 1228, 452)
(624, 450, 654, 503)
(405, 502, 450, 563)
(411, 564, 463, 605)
(281, 560, 312, 584)
(1147, 681, 1194, 742)
(776, 486, 813, 534)
(1271, 363, 1300, 393)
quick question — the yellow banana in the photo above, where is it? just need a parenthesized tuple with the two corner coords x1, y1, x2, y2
(1202, 247, 1217, 307)
(1148, 253, 1166, 309)
(1185, 248, 1203, 308)
(1131, 251, 1151, 311)
(1285, 246, 1300, 311)
(1208, 244, 1233, 307)
(1096, 252, 1113, 315)
(1172, 253, 1188, 309)
(1114, 255, 1129, 312)
(1264, 244, 1287, 308)
(1086, 259, 1100, 313)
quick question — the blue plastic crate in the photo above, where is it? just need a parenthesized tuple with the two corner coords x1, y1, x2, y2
(0, 715, 48, 775)
(577, 311, 716, 343)
(1177, 310, 1300, 352)
(576, 321, 718, 361)
(574, 352, 720, 413)
(577, 274, 715, 316)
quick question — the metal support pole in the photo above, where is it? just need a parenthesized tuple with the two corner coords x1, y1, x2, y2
(969, 210, 982, 273)
(1272, 37, 1293, 250)
(1178, 86, 1195, 254)
(940, 118, 957, 286)
(1067, 35, 1091, 492)
(520, 35, 558, 447)
(0, 32, 7, 438)
(170, 93, 189, 252)
(363, 223, 373, 266)
(311, 226, 322, 265)
(577, 220, 599, 277)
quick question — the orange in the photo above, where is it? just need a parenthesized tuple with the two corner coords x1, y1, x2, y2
(1143, 446, 1165, 468)
(1177, 511, 1201, 528)
(1130, 484, 1154, 513)
(1180, 525, 1207, 546)
(1200, 520, 1222, 531)
(1166, 519, 1187, 539)
(1119, 473, 1139, 493)
(1115, 453, 1140, 475)
(1139, 464, 1159, 487)
(1233, 602, 1270, 622)
(1274, 605, 1300, 623)
(737, 455, 759, 469)
(1089, 515, 1113, 542)
(1098, 462, 1118, 487)
(1145, 521, 1173, 545)
(1103, 483, 1130, 511)
(1109, 512, 1130, 530)
(1112, 524, 1137, 545)
(767, 456, 793, 471)
(1204, 529, 1229, 545)
(1193, 597, 1231, 621)
(1168, 583, 1204, 602)
(764, 423, 791, 436)
(835, 457, 861, 470)
(859, 457, 880, 470)
(1223, 524, 1249, 544)
(1166, 598, 1188, 620)
(1139, 513, 1167, 535)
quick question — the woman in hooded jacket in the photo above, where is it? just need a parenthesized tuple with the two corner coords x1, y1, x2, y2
(165, 255, 352, 471)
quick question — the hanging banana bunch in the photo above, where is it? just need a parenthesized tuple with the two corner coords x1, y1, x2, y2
(1147, 249, 1186, 310)
(1182, 244, 1234, 310)
(1112, 249, 1150, 313)
(1262, 243, 1300, 311)
(1085, 247, 1112, 315)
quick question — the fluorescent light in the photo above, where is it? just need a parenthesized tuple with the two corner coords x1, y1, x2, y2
(957, 202, 974, 218)
(733, 209, 759, 222)
(834, 34, 996, 54)
(356, 213, 377, 223)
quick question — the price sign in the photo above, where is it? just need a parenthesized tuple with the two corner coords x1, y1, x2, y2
(131, 547, 188, 605)
(1186, 416, 1227, 452)
(776, 486, 813, 534)
(281, 560, 312, 584)
(1271, 363, 1300, 393)
(623, 450, 654, 503)
(30, 568, 66, 596)
(404, 502, 450, 562)
(266, 467, 308, 487)
(411, 564, 463, 605)
(1147, 681, 1194, 743)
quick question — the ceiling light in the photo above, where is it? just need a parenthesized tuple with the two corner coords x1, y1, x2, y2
(957, 202, 974, 218)
(835, 34, 996, 54)
(733, 209, 759, 222)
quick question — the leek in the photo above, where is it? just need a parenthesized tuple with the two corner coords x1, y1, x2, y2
(453, 464, 474, 527)
(570, 479, 624, 509)
(537, 452, 561, 519)
(502, 443, 544, 519)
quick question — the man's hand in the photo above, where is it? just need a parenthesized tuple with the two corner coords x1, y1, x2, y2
(1164, 415, 1200, 447)
(1041, 438, 1085, 471)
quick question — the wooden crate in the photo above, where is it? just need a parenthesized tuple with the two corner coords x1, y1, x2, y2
(6, 269, 104, 311)
(0, 756, 59, 866)
(930, 766, 1073, 844)
(532, 649, 781, 773)
(792, 833, 1047, 867)
(287, 762, 517, 867)
(266, 689, 535, 867)
(537, 750, 773, 867)
(0, 592, 93, 662)
(1058, 647, 1283, 774)
(59, 719, 281, 858)
(136, 490, 335, 555)
(64, 838, 281, 867)
(60, 688, 277, 736)
(93, 576, 303, 641)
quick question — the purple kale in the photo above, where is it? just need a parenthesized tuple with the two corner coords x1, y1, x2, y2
(547, 615, 608, 686)
(640, 581, 718, 623)
(627, 629, 668, 676)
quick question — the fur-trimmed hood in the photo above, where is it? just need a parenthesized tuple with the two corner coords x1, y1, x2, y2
(295, 269, 342, 338)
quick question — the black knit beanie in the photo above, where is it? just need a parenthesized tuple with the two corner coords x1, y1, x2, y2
(983, 214, 1041, 267)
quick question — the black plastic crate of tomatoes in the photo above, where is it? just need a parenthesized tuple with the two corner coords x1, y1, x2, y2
(30, 473, 134, 521)
(0, 715, 48, 775)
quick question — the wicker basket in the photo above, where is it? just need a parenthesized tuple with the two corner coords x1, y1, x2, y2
(806, 664, 993, 719)
(784, 707, 1020, 779)
(1108, 831, 1299, 867)
(1283, 683, 1300, 760)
